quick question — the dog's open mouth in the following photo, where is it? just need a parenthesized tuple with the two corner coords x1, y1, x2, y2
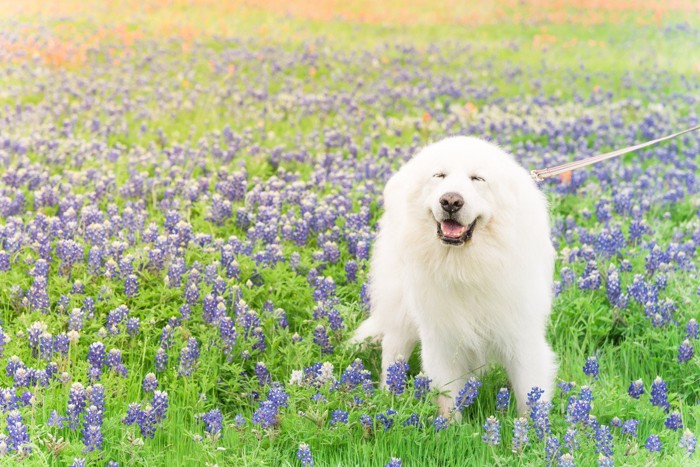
(437, 219, 477, 245)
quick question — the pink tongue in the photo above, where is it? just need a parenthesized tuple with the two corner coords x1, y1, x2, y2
(441, 221, 467, 238)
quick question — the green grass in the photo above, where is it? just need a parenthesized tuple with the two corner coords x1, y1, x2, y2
(0, 2, 699, 466)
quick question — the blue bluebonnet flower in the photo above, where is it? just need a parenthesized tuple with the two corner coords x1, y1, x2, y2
(455, 378, 481, 411)
(297, 443, 314, 466)
(124, 274, 139, 297)
(267, 386, 290, 408)
(6, 410, 30, 452)
(678, 340, 694, 364)
(48, 410, 66, 429)
(679, 430, 697, 457)
(583, 356, 599, 379)
(628, 379, 644, 399)
(87, 341, 106, 381)
(330, 410, 349, 426)
(509, 417, 528, 454)
(143, 373, 158, 393)
(564, 426, 579, 452)
(664, 411, 683, 431)
(152, 391, 169, 422)
(345, 260, 358, 282)
(558, 453, 574, 467)
(252, 400, 278, 428)
(433, 416, 448, 432)
(123, 403, 141, 426)
(385, 458, 401, 467)
(527, 387, 552, 440)
(255, 362, 272, 386)
(597, 454, 613, 467)
(360, 414, 373, 431)
(82, 405, 103, 452)
(645, 434, 662, 452)
(313, 325, 333, 354)
(251, 326, 266, 352)
(218, 317, 238, 361)
(482, 416, 500, 446)
(413, 373, 431, 400)
(496, 387, 510, 411)
(595, 425, 613, 457)
(155, 347, 168, 372)
(386, 357, 409, 396)
(87, 384, 105, 413)
(621, 419, 639, 437)
(70, 458, 86, 467)
(107, 348, 128, 377)
(376, 409, 397, 431)
(566, 392, 592, 424)
(545, 436, 561, 464)
(67, 383, 87, 429)
(687, 319, 699, 340)
(136, 404, 158, 438)
(178, 338, 200, 376)
(650, 376, 670, 412)
(200, 409, 223, 436)
(234, 414, 245, 428)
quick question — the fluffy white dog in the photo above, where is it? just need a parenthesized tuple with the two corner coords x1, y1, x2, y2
(352, 136, 557, 416)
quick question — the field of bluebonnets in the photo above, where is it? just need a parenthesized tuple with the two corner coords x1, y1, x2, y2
(1, 0, 700, 465)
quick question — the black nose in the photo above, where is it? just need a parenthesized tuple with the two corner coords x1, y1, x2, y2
(439, 192, 464, 213)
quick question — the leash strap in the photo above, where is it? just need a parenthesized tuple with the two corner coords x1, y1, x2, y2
(530, 124, 700, 181)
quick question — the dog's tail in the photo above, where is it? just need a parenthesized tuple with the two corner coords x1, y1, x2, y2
(348, 318, 383, 345)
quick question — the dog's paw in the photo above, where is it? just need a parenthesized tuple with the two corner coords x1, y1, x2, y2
(437, 395, 462, 423)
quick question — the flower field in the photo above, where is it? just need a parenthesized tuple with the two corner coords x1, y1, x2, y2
(1, 1, 699, 465)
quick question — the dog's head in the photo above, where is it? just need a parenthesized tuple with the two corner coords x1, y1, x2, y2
(388, 137, 526, 249)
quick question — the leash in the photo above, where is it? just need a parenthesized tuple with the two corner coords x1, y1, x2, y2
(530, 124, 700, 182)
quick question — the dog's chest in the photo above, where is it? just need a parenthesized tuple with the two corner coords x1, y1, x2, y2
(406, 279, 511, 351)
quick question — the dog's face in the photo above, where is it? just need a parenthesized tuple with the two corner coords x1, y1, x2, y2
(422, 154, 496, 246)
(397, 137, 519, 248)
(424, 163, 494, 246)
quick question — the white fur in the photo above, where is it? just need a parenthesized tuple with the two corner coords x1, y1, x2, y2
(352, 136, 557, 416)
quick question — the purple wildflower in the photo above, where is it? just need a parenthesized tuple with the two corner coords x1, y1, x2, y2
(628, 379, 644, 399)
(679, 430, 697, 457)
(622, 419, 639, 437)
(433, 416, 448, 432)
(82, 405, 103, 452)
(583, 356, 599, 379)
(455, 378, 481, 412)
(200, 408, 223, 437)
(678, 340, 694, 364)
(482, 416, 500, 446)
(595, 424, 613, 457)
(645, 434, 662, 452)
(512, 417, 529, 454)
(496, 387, 510, 411)
(142, 373, 158, 393)
(178, 338, 200, 377)
(385, 357, 409, 396)
(330, 410, 349, 426)
(6, 410, 30, 453)
(650, 376, 670, 412)
(665, 411, 683, 431)
(297, 443, 314, 466)
(313, 325, 333, 354)
(414, 373, 431, 400)
(155, 347, 168, 372)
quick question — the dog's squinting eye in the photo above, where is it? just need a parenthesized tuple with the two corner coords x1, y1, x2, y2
(433, 173, 446, 179)
(470, 175, 485, 182)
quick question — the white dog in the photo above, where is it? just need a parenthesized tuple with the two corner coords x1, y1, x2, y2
(352, 136, 557, 416)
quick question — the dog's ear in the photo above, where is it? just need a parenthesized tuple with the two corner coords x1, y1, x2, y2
(382, 158, 417, 211)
